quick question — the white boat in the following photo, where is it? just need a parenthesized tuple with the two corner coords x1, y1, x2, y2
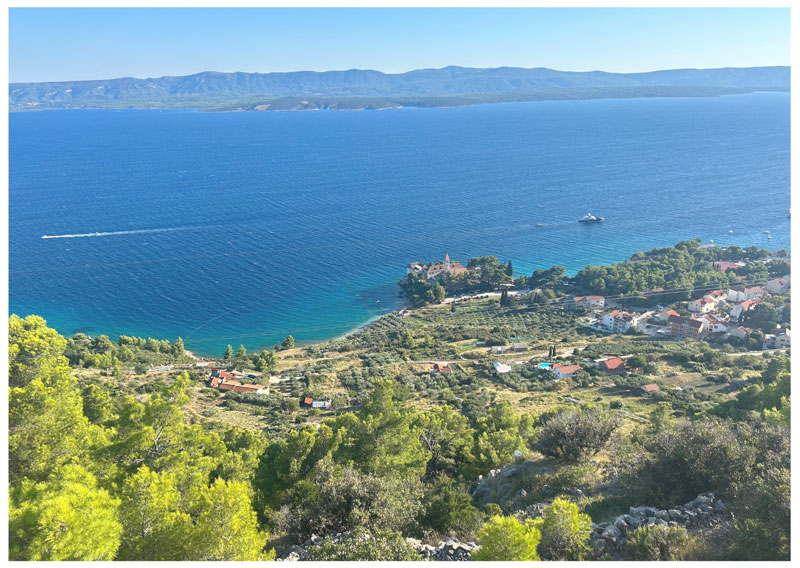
(578, 212, 604, 223)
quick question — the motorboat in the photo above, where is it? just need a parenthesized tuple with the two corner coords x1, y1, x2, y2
(578, 212, 604, 223)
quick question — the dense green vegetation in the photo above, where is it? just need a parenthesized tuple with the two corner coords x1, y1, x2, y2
(7, 240, 791, 560)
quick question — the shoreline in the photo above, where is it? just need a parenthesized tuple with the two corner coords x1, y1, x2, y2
(10, 89, 788, 114)
(16, 234, 790, 359)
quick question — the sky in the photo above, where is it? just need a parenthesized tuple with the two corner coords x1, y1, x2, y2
(8, 7, 791, 83)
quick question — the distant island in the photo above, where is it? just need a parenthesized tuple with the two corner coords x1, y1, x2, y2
(9, 65, 790, 111)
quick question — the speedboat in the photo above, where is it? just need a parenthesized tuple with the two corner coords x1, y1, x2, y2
(579, 213, 604, 223)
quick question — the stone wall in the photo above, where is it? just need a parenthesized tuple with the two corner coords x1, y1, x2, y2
(590, 492, 725, 558)
(275, 532, 480, 561)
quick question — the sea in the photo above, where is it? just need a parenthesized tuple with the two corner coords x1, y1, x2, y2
(9, 92, 790, 356)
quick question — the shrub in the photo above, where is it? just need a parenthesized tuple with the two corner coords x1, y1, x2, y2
(535, 406, 622, 462)
(625, 525, 703, 560)
(532, 498, 592, 560)
(310, 529, 420, 561)
(418, 477, 482, 538)
(278, 460, 423, 539)
(483, 503, 503, 517)
(471, 515, 541, 561)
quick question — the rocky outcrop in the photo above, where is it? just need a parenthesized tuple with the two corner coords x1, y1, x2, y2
(275, 532, 481, 561)
(589, 493, 725, 558)
(405, 537, 480, 561)
(471, 460, 541, 509)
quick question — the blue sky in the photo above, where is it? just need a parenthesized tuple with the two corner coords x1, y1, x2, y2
(9, 7, 791, 83)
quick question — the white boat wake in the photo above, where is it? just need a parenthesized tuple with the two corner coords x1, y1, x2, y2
(41, 226, 196, 239)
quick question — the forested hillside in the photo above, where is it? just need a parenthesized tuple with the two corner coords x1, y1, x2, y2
(10, 65, 789, 110)
(8, 305, 790, 560)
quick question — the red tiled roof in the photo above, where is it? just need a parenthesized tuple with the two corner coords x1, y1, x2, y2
(220, 381, 266, 393)
(599, 357, 626, 371)
(304, 397, 313, 405)
(705, 290, 726, 299)
(554, 364, 581, 375)
(642, 383, 660, 394)
(714, 262, 741, 271)
(209, 377, 221, 387)
(744, 286, 763, 294)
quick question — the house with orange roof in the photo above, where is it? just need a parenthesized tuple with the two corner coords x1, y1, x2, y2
(573, 295, 605, 310)
(655, 309, 680, 322)
(641, 383, 660, 396)
(730, 298, 763, 321)
(551, 363, 581, 380)
(729, 326, 754, 341)
(714, 261, 745, 272)
(595, 356, 627, 375)
(218, 381, 269, 394)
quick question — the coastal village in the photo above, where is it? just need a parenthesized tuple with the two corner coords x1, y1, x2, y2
(401, 249, 790, 398)
(162, 248, 791, 418)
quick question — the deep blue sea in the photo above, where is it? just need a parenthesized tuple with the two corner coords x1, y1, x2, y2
(9, 93, 790, 356)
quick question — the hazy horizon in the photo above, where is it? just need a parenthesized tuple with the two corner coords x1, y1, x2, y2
(9, 7, 790, 83)
(10, 62, 792, 86)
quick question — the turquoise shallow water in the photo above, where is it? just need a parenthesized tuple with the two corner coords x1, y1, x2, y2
(9, 93, 790, 356)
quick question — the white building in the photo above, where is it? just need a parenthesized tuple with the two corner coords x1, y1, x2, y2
(763, 328, 791, 349)
(730, 299, 763, 321)
(701, 312, 731, 333)
(688, 297, 717, 314)
(728, 286, 764, 303)
(551, 363, 581, 380)
(573, 295, 605, 309)
(601, 310, 648, 333)
(493, 362, 512, 374)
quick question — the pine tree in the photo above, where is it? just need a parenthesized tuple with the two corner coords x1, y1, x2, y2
(236, 344, 247, 359)
(223, 344, 233, 361)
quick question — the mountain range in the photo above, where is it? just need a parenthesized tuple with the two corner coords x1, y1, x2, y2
(9, 65, 790, 110)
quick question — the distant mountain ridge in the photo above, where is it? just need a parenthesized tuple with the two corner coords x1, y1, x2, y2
(9, 65, 790, 110)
